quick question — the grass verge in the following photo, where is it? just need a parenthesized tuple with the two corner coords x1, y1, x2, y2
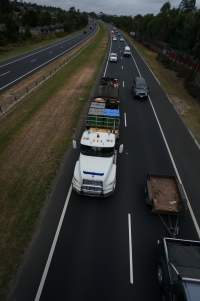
(0, 24, 108, 300)
(125, 33, 200, 144)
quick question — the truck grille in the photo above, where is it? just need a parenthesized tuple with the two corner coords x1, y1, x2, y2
(83, 179, 103, 186)
(82, 179, 103, 194)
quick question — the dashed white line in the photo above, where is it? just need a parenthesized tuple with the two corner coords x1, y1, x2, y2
(0, 35, 80, 68)
(128, 213, 133, 284)
(34, 185, 72, 301)
(0, 31, 96, 91)
(124, 112, 127, 127)
(129, 47, 200, 239)
(122, 80, 125, 88)
(0, 70, 10, 77)
(122, 65, 124, 70)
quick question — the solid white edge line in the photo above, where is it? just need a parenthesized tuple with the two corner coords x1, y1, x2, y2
(103, 34, 112, 77)
(128, 213, 133, 284)
(129, 45, 200, 239)
(124, 112, 127, 127)
(0, 33, 84, 68)
(0, 70, 10, 77)
(131, 42, 161, 86)
(0, 31, 96, 91)
(148, 96, 200, 239)
(34, 185, 72, 301)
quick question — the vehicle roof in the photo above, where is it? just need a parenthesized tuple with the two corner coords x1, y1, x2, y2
(183, 281, 200, 301)
(135, 76, 146, 85)
(110, 52, 117, 56)
(167, 240, 200, 279)
(81, 130, 115, 148)
(125, 46, 130, 49)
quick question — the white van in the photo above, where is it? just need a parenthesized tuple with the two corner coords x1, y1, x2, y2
(123, 46, 131, 57)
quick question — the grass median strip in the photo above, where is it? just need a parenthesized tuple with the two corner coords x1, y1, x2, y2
(125, 33, 200, 144)
(0, 24, 108, 300)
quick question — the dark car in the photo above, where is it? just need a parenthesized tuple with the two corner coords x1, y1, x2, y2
(132, 76, 149, 100)
(157, 237, 200, 301)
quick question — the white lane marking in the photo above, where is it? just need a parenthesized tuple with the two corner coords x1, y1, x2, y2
(103, 34, 112, 77)
(124, 112, 127, 127)
(0, 70, 10, 77)
(122, 80, 125, 88)
(131, 53, 141, 76)
(148, 96, 200, 238)
(0, 32, 95, 91)
(131, 43, 161, 86)
(0, 34, 82, 69)
(122, 65, 124, 70)
(128, 213, 133, 284)
(34, 185, 72, 301)
(130, 49, 200, 238)
(188, 129, 200, 150)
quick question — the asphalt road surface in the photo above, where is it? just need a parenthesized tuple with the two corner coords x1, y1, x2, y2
(0, 23, 97, 91)
(10, 28, 200, 301)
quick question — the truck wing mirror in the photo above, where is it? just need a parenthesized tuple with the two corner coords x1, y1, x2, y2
(72, 139, 77, 149)
(119, 144, 124, 154)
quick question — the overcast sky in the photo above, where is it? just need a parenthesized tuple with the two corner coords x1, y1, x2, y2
(26, 0, 200, 15)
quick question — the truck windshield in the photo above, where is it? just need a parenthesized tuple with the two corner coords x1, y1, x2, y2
(80, 145, 114, 157)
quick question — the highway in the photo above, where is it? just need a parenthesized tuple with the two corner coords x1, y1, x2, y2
(10, 28, 200, 301)
(0, 23, 97, 91)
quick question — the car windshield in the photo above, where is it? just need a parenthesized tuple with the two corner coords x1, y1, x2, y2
(81, 145, 114, 157)
(137, 84, 146, 89)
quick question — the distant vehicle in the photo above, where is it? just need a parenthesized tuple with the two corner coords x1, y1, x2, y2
(123, 45, 131, 57)
(132, 76, 149, 100)
(113, 36, 117, 41)
(109, 52, 118, 62)
(157, 237, 200, 301)
(120, 37, 125, 42)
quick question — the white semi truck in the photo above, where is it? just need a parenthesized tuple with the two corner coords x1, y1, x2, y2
(72, 77, 122, 197)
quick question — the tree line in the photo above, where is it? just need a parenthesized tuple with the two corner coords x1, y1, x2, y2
(0, 1, 88, 45)
(101, 1, 200, 58)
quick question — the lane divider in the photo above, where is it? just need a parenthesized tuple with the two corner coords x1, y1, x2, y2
(0, 70, 10, 77)
(124, 112, 127, 127)
(35, 185, 72, 301)
(34, 28, 114, 300)
(103, 34, 112, 77)
(0, 29, 97, 91)
(0, 31, 89, 69)
(130, 44, 200, 239)
(128, 213, 134, 284)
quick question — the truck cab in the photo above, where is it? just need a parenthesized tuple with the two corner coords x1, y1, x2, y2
(157, 237, 200, 301)
(72, 129, 117, 197)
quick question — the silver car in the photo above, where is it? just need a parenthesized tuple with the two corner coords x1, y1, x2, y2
(109, 53, 118, 62)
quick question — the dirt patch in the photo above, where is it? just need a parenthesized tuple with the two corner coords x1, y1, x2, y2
(169, 95, 190, 116)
